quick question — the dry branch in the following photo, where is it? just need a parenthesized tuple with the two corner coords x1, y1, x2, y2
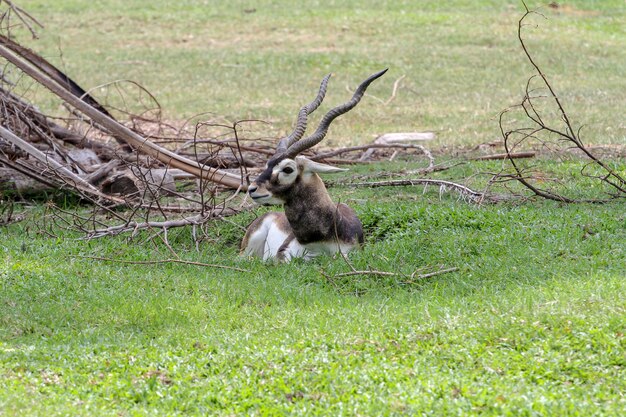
(499, 4, 626, 202)
(0, 125, 127, 203)
(73, 255, 251, 273)
(321, 266, 459, 283)
(0, 0, 42, 38)
(83, 210, 240, 239)
(0, 125, 96, 189)
(340, 178, 487, 202)
(472, 151, 535, 161)
(0, 34, 112, 118)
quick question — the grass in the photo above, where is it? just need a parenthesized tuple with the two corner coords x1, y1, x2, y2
(12, 0, 626, 147)
(2, 164, 626, 415)
(2, 0, 626, 415)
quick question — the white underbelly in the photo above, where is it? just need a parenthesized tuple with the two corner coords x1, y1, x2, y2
(242, 214, 356, 262)
(243, 218, 290, 261)
(300, 241, 355, 260)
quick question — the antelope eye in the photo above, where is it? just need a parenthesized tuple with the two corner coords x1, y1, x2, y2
(282, 166, 294, 174)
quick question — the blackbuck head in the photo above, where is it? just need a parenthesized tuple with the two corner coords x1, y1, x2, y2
(248, 69, 388, 205)
(242, 69, 387, 261)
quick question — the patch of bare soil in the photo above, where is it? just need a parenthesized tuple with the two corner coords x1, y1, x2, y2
(547, 2, 601, 17)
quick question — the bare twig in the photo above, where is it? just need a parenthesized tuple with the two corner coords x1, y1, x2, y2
(339, 178, 488, 202)
(326, 270, 399, 278)
(72, 255, 251, 273)
(498, 4, 626, 202)
(472, 151, 535, 161)
(322, 266, 458, 280)
(83, 210, 239, 239)
(385, 74, 406, 105)
(406, 267, 459, 282)
(0, 0, 43, 38)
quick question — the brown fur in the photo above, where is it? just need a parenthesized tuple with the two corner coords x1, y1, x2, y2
(282, 174, 363, 245)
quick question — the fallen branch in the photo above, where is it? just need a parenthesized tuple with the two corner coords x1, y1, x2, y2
(84, 209, 240, 239)
(0, 125, 95, 188)
(72, 255, 251, 273)
(0, 153, 60, 191)
(339, 178, 486, 201)
(404, 267, 459, 283)
(472, 151, 535, 161)
(86, 209, 235, 239)
(324, 270, 399, 278)
(0, 125, 126, 204)
(322, 266, 458, 280)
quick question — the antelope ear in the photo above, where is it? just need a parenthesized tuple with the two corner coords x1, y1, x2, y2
(297, 156, 348, 174)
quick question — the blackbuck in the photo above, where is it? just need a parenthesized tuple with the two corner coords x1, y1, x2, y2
(241, 69, 387, 261)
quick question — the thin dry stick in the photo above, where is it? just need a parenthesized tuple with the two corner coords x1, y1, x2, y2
(329, 266, 458, 280)
(342, 179, 485, 201)
(408, 267, 459, 281)
(472, 151, 535, 161)
(385, 74, 406, 105)
(158, 227, 180, 259)
(500, 3, 626, 201)
(328, 270, 400, 278)
(84, 214, 223, 239)
(72, 255, 251, 273)
(0, 0, 43, 38)
(231, 119, 262, 187)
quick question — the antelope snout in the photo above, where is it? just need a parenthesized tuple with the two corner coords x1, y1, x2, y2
(247, 183, 279, 205)
(248, 184, 269, 200)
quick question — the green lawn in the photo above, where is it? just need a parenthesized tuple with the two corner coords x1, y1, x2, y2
(2, 0, 626, 415)
(2, 189, 625, 415)
(12, 0, 626, 147)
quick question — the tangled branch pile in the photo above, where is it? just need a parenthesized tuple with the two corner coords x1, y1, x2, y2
(0, 7, 436, 237)
(2, 2, 622, 239)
